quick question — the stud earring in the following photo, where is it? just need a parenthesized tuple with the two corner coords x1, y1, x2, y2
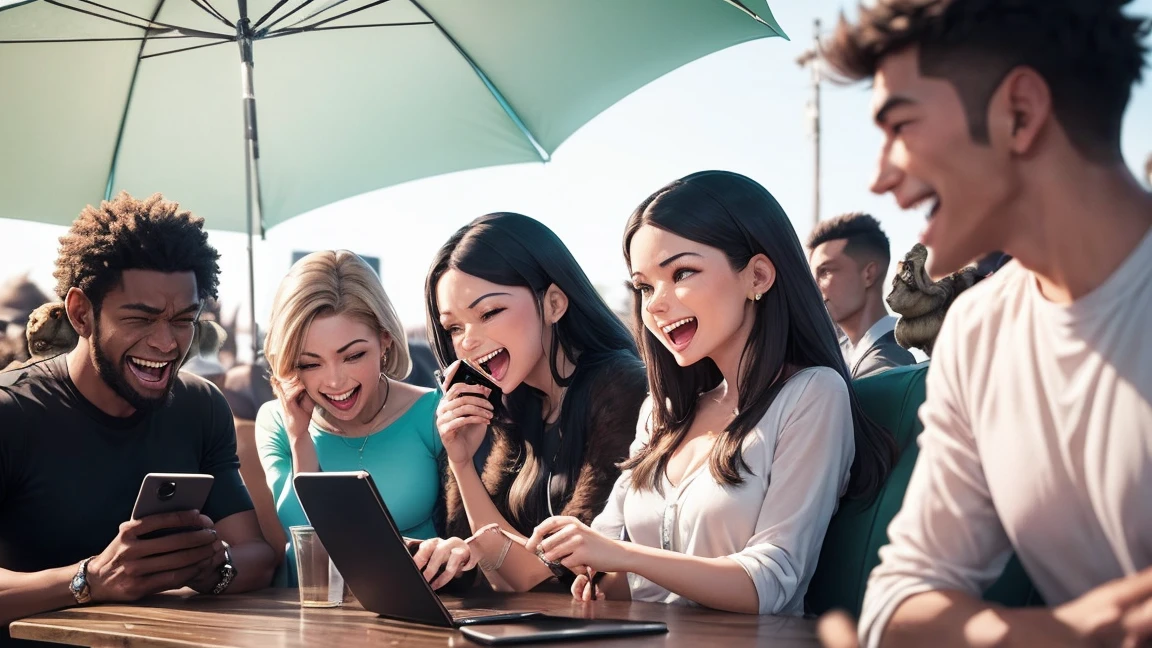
(755, 293, 763, 301)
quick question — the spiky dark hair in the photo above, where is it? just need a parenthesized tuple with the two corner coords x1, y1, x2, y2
(821, 0, 1150, 162)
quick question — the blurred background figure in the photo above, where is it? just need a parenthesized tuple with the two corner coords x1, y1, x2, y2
(808, 213, 915, 377)
(179, 319, 229, 390)
(403, 326, 440, 390)
(0, 274, 52, 368)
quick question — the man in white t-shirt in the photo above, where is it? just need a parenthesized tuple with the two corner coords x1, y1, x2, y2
(820, 1, 1152, 646)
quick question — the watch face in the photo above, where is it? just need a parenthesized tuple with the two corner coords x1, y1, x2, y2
(71, 575, 83, 589)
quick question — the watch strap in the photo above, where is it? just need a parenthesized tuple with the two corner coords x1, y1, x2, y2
(210, 542, 236, 595)
(70, 556, 94, 605)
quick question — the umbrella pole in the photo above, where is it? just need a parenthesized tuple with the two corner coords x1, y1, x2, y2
(237, 5, 262, 363)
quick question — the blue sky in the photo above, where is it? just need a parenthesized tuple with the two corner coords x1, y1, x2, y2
(3, 0, 1151, 354)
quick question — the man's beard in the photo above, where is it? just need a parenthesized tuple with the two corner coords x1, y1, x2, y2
(91, 318, 178, 412)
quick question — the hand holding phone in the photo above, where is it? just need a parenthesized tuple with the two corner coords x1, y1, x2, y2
(84, 508, 220, 603)
(436, 361, 499, 465)
(445, 358, 502, 408)
(132, 473, 214, 539)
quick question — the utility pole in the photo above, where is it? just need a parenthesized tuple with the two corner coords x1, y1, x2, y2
(796, 18, 822, 230)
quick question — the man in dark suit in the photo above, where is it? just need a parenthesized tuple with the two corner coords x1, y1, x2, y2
(808, 213, 915, 378)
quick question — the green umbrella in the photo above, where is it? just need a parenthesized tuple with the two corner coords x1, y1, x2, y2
(0, 0, 786, 356)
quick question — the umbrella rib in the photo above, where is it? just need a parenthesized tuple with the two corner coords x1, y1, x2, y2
(103, 0, 168, 201)
(139, 38, 234, 59)
(252, 0, 291, 30)
(0, 35, 203, 43)
(45, 0, 233, 39)
(721, 0, 788, 38)
(257, 0, 319, 35)
(72, 0, 177, 29)
(270, 0, 364, 33)
(267, 0, 392, 36)
(74, 0, 234, 38)
(409, 0, 550, 163)
(261, 21, 430, 39)
(43, 0, 156, 31)
(190, 0, 235, 28)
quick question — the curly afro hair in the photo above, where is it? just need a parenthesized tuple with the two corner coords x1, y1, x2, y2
(53, 192, 221, 310)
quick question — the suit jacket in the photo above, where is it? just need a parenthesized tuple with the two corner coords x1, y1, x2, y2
(850, 330, 917, 379)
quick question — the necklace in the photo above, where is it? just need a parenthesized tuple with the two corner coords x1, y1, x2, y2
(333, 375, 391, 470)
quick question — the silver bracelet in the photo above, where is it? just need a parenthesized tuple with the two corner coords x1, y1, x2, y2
(479, 536, 512, 572)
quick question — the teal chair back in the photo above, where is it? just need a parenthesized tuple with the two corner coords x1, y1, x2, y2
(805, 364, 1042, 616)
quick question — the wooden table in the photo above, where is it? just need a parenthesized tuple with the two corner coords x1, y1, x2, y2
(10, 588, 818, 647)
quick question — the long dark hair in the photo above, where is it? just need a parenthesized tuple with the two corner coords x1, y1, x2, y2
(621, 171, 896, 501)
(425, 213, 640, 528)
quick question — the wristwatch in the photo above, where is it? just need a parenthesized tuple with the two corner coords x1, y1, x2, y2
(70, 557, 94, 604)
(211, 542, 237, 595)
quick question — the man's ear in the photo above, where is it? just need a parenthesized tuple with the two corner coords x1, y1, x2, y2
(990, 66, 1051, 156)
(748, 254, 776, 297)
(862, 260, 881, 289)
(64, 287, 95, 339)
(543, 284, 569, 324)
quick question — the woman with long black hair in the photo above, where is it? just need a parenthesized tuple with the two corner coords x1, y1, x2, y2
(427, 212, 647, 592)
(526, 171, 896, 614)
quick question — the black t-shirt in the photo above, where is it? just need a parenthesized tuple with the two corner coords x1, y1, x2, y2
(0, 355, 253, 639)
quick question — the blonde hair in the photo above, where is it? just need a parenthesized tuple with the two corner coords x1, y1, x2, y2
(264, 250, 411, 387)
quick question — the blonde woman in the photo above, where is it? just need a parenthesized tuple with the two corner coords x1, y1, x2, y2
(255, 251, 476, 588)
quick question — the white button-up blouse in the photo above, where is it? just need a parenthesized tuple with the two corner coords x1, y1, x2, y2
(592, 366, 855, 615)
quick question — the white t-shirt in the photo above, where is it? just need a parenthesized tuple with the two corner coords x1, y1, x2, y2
(859, 228, 1152, 648)
(592, 366, 854, 615)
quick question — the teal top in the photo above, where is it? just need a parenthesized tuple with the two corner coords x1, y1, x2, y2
(255, 391, 443, 586)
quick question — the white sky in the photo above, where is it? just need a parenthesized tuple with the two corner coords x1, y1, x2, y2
(3, 0, 1151, 359)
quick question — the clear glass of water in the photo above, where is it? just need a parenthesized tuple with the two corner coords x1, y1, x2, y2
(289, 526, 344, 608)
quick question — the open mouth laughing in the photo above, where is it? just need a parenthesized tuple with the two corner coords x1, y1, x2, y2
(321, 385, 361, 411)
(473, 347, 509, 382)
(907, 190, 941, 222)
(660, 317, 697, 352)
(126, 356, 174, 389)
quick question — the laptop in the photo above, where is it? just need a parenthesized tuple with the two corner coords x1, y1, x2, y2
(293, 471, 541, 627)
(293, 471, 668, 643)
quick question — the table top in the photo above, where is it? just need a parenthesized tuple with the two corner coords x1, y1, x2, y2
(10, 588, 818, 647)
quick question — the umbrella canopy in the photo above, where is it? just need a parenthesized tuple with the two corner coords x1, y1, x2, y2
(0, 0, 785, 232)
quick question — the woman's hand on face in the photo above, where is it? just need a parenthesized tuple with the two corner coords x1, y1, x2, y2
(436, 361, 495, 466)
(525, 516, 630, 575)
(273, 375, 314, 441)
(410, 536, 478, 590)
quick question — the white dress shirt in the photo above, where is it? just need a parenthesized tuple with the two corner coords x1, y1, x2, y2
(840, 315, 898, 368)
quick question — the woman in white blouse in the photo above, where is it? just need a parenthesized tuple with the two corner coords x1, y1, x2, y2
(526, 171, 897, 615)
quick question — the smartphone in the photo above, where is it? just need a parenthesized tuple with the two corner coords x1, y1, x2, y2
(131, 473, 214, 540)
(445, 359, 502, 408)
